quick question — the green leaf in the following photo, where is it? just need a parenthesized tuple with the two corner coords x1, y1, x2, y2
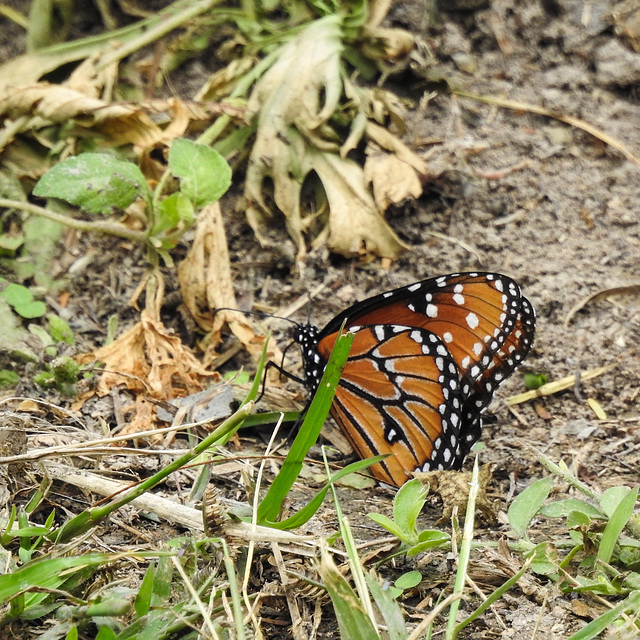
(0, 554, 115, 601)
(95, 626, 117, 640)
(394, 570, 421, 591)
(524, 372, 547, 390)
(367, 513, 405, 540)
(508, 477, 553, 539)
(318, 548, 380, 640)
(525, 541, 560, 577)
(366, 572, 408, 640)
(47, 314, 75, 345)
(600, 486, 635, 518)
(15, 301, 47, 319)
(598, 486, 638, 564)
(393, 478, 428, 539)
(152, 191, 195, 244)
(407, 530, 450, 556)
(540, 498, 603, 519)
(169, 139, 232, 208)
(0, 233, 23, 256)
(0, 370, 20, 387)
(2, 281, 33, 307)
(33, 153, 150, 215)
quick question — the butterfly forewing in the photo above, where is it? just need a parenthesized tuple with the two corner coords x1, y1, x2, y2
(321, 273, 525, 386)
(318, 325, 464, 486)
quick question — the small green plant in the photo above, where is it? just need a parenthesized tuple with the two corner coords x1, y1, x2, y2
(524, 371, 547, 389)
(0, 278, 46, 319)
(367, 478, 451, 556)
(32, 355, 82, 396)
(32, 138, 232, 266)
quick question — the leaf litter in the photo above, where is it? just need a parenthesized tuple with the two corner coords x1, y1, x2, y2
(2, 0, 640, 638)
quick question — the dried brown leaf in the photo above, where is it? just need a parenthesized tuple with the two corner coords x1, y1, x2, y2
(244, 16, 407, 261)
(178, 203, 268, 366)
(79, 309, 216, 399)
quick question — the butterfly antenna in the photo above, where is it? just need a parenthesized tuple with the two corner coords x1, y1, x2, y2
(213, 307, 300, 327)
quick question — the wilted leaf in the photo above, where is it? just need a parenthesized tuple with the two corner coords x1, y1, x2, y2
(177, 203, 267, 366)
(78, 309, 217, 407)
(244, 15, 407, 261)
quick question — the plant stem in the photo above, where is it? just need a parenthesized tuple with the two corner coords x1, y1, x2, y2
(0, 198, 148, 243)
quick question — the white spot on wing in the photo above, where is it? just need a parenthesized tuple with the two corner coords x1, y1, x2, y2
(466, 312, 479, 329)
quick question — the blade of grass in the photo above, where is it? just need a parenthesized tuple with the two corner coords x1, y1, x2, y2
(326, 449, 376, 628)
(446, 456, 480, 640)
(256, 327, 353, 525)
(272, 455, 388, 530)
(50, 399, 254, 544)
(453, 558, 533, 636)
(598, 486, 639, 564)
(564, 590, 640, 640)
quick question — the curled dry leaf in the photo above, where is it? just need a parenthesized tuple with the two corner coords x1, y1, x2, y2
(244, 15, 407, 261)
(78, 308, 217, 400)
(178, 202, 269, 367)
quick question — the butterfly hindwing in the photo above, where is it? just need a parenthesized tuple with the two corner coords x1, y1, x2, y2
(318, 324, 464, 486)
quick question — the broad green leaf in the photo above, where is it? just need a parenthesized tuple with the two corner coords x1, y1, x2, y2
(14, 300, 47, 319)
(540, 498, 603, 519)
(407, 531, 450, 556)
(508, 477, 553, 539)
(33, 153, 150, 215)
(394, 571, 422, 591)
(392, 478, 427, 538)
(2, 281, 33, 307)
(169, 139, 232, 208)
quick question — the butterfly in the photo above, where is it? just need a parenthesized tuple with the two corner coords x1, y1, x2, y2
(293, 272, 535, 487)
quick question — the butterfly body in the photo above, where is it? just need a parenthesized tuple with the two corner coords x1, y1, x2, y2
(296, 272, 535, 487)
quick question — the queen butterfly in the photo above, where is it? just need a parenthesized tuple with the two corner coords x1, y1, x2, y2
(294, 272, 535, 487)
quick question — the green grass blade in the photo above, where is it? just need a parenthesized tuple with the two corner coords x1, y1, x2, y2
(51, 400, 254, 544)
(0, 553, 118, 602)
(256, 328, 353, 524)
(270, 454, 388, 530)
(564, 590, 640, 640)
(453, 558, 532, 636)
(598, 486, 639, 564)
(318, 546, 380, 640)
(446, 456, 479, 640)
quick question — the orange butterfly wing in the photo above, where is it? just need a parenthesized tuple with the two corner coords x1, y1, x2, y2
(318, 325, 462, 487)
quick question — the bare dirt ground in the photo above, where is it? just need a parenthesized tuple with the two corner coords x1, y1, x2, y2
(1, 0, 640, 638)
